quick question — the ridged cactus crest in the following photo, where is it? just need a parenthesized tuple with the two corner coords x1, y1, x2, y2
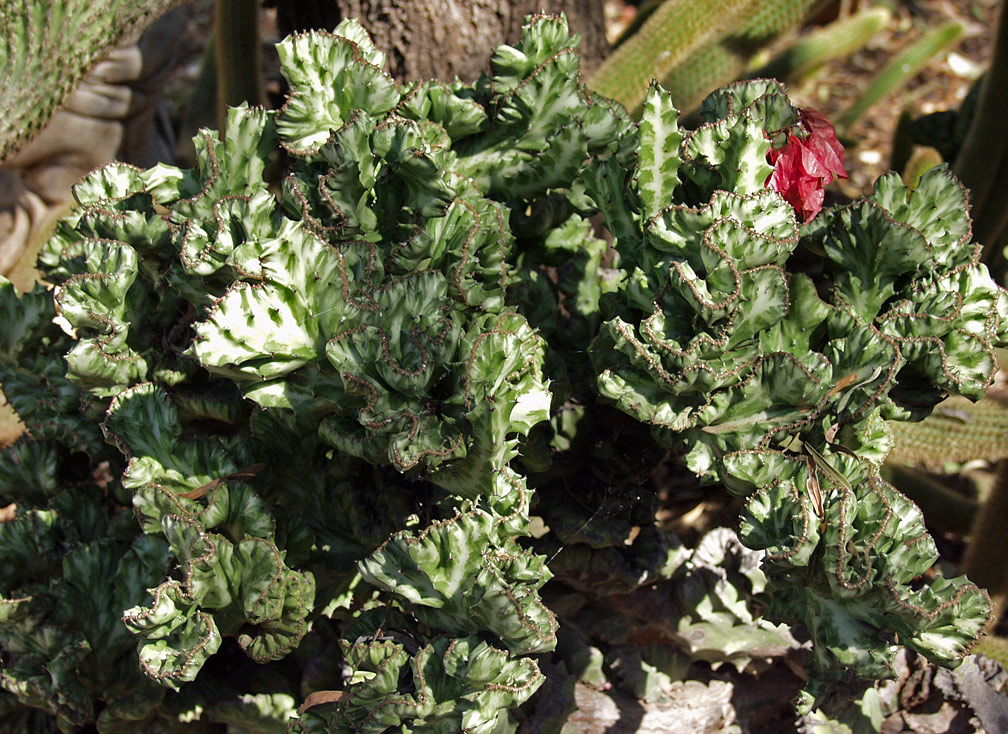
(586, 79, 1005, 702)
(0, 14, 1003, 732)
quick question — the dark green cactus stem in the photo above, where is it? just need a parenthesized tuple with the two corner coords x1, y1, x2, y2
(656, 0, 829, 116)
(214, 0, 264, 133)
(834, 20, 966, 136)
(955, 0, 1008, 277)
(963, 460, 1008, 612)
(588, 0, 761, 114)
(750, 6, 891, 85)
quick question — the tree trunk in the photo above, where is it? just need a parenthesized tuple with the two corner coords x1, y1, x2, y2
(274, 0, 609, 82)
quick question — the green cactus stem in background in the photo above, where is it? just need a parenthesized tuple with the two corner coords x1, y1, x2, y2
(214, 0, 264, 133)
(962, 456, 1008, 613)
(833, 19, 966, 136)
(750, 6, 891, 85)
(888, 395, 1008, 468)
(0, 0, 183, 163)
(654, 0, 829, 115)
(955, 0, 1008, 277)
(588, 0, 761, 113)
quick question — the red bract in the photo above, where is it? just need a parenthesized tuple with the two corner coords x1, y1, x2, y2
(765, 108, 847, 222)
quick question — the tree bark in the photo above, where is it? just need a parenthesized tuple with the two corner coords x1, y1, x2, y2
(274, 0, 609, 82)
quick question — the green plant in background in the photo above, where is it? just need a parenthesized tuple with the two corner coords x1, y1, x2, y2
(833, 19, 966, 136)
(1, 13, 1006, 733)
(749, 6, 892, 86)
(590, 0, 836, 116)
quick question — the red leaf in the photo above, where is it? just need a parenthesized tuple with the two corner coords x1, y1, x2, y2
(765, 108, 847, 222)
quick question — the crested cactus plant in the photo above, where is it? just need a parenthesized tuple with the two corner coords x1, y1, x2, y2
(0, 13, 1004, 732)
(583, 79, 1005, 704)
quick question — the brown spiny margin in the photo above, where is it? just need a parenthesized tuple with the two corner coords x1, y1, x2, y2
(329, 520, 546, 727)
(860, 169, 975, 260)
(892, 330, 996, 394)
(451, 198, 486, 309)
(283, 171, 347, 236)
(187, 280, 305, 379)
(740, 476, 814, 563)
(326, 237, 381, 315)
(819, 317, 902, 427)
(70, 162, 149, 209)
(52, 239, 145, 367)
(176, 129, 223, 207)
(320, 270, 464, 470)
(712, 79, 794, 126)
(122, 513, 306, 682)
(677, 110, 773, 186)
(494, 467, 532, 537)
(237, 537, 311, 663)
(275, 31, 396, 158)
(649, 187, 800, 251)
(442, 637, 544, 695)
(608, 310, 830, 436)
(131, 478, 228, 530)
(312, 111, 378, 229)
(100, 382, 239, 480)
(437, 197, 510, 306)
(462, 312, 540, 413)
(325, 310, 447, 383)
(482, 547, 560, 646)
(636, 199, 797, 359)
(122, 582, 218, 684)
(828, 473, 892, 594)
(318, 374, 464, 472)
(884, 576, 993, 662)
(393, 80, 480, 153)
(368, 505, 557, 647)
(330, 638, 426, 729)
(177, 193, 256, 274)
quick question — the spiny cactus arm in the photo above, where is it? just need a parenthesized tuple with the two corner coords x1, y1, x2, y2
(0, 0, 182, 163)
(656, 0, 828, 115)
(588, 0, 760, 113)
(750, 7, 892, 85)
(888, 395, 1008, 468)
